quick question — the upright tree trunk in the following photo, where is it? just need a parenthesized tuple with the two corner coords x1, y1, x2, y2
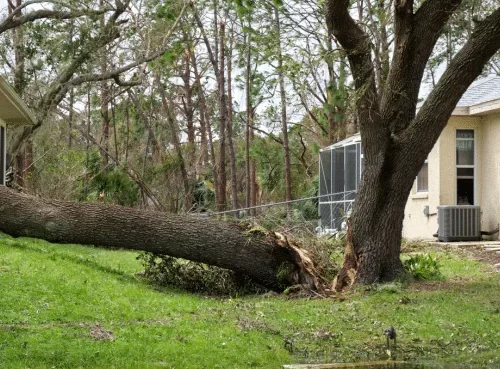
(244, 30, 257, 215)
(216, 21, 227, 211)
(125, 100, 130, 165)
(334, 156, 409, 290)
(245, 32, 252, 211)
(192, 4, 222, 206)
(226, 26, 239, 216)
(326, 0, 500, 289)
(191, 50, 209, 168)
(274, 5, 292, 205)
(182, 48, 196, 175)
(68, 87, 74, 148)
(84, 86, 92, 200)
(249, 124, 258, 215)
(156, 75, 192, 211)
(99, 0, 110, 165)
(10, 0, 31, 188)
(13, 0, 25, 95)
(111, 92, 119, 161)
(0, 187, 323, 292)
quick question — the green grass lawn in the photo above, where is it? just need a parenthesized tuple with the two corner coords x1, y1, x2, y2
(0, 233, 498, 368)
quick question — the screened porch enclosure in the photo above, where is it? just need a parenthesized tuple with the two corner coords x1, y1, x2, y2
(318, 135, 362, 232)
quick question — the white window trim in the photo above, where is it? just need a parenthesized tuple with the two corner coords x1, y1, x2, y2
(455, 129, 476, 205)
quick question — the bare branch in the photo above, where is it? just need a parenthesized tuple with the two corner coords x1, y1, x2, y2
(7, 1, 132, 159)
(325, 0, 381, 157)
(0, 2, 113, 34)
(80, 128, 165, 212)
(191, 3, 217, 73)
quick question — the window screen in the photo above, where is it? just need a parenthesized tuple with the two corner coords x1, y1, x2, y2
(345, 144, 357, 191)
(319, 150, 332, 197)
(416, 162, 428, 192)
(333, 147, 344, 193)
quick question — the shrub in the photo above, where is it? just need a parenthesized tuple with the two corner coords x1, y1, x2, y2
(403, 253, 444, 281)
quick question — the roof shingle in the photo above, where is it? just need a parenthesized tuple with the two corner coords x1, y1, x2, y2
(456, 75, 500, 107)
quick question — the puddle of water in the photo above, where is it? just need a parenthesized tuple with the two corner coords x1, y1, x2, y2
(283, 362, 482, 369)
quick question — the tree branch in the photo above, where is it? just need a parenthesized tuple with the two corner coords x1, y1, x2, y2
(325, 0, 381, 158)
(8, 1, 189, 160)
(0, 3, 112, 35)
(79, 128, 165, 212)
(7, 2, 131, 161)
(380, 0, 462, 132)
(403, 6, 500, 163)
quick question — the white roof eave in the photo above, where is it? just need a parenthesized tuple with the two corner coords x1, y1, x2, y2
(0, 76, 36, 127)
(320, 133, 361, 151)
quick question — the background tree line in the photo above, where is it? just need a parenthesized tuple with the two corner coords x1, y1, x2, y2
(2, 0, 499, 217)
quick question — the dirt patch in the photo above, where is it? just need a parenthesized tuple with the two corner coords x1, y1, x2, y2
(407, 279, 472, 292)
(89, 324, 114, 341)
(462, 245, 500, 266)
(403, 241, 500, 269)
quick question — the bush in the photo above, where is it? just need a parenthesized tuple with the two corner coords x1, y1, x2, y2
(403, 253, 444, 281)
(137, 253, 268, 296)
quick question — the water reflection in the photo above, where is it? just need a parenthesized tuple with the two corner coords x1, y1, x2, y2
(283, 362, 482, 369)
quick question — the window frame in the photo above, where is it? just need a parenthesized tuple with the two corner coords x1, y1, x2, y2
(416, 159, 429, 193)
(456, 129, 475, 205)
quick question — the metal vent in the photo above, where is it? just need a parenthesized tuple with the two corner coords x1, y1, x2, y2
(438, 206, 481, 242)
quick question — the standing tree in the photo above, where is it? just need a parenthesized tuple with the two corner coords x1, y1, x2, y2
(326, 0, 500, 288)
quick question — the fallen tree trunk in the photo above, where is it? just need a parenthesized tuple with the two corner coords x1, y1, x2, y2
(0, 187, 323, 291)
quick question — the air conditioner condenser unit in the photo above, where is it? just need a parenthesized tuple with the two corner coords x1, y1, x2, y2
(437, 205, 481, 242)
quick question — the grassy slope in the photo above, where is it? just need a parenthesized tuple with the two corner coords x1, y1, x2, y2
(0, 234, 498, 369)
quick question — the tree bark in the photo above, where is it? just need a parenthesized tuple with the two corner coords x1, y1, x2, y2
(325, 0, 500, 288)
(245, 31, 252, 212)
(216, 21, 227, 211)
(226, 26, 239, 216)
(156, 74, 192, 211)
(99, 0, 110, 166)
(180, 45, 196, 174)
(191, 51, 211, 171)
(0, 187, 323, 291)
(274, 5, 293, 206)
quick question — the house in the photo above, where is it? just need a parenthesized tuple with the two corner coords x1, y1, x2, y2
(0, 76, 35, 185)
(319, 75, 500, 240)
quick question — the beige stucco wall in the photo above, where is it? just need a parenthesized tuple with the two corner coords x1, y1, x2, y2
(402, 135, 440, 239)
(439, 117, 483, 206)
(479, 112, 500, 236)
(402, 116, 484, 239)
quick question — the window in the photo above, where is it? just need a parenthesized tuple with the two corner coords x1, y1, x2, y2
(0, 125, 5, 186)
(456, 129, 474, 205)
(416, 159, 428, 192)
